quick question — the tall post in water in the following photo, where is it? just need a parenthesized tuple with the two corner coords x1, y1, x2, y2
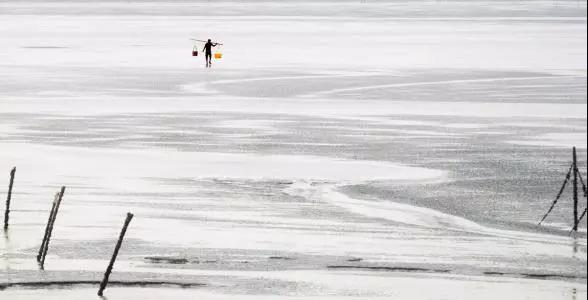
(98, 212, 134, 296)
(572, 147, 579, 232)
(4, 167, 16, 230)
(39, 186, 66, 269)
(37, 193, 59, 262)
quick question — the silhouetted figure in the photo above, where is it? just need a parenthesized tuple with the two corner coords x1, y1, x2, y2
(203, 39, 218, 68)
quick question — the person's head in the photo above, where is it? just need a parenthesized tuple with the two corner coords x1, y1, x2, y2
(208, 39, 211, 42)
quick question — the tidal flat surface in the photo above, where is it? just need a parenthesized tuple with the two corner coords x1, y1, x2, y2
(0, 1, 587, 299)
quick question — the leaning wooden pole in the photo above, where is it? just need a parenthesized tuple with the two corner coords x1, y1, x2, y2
(4, 167, 16, 230)
(37, 193, 59, 262)
(98, 212, 134, 296)
(572, 147, 579, 232)
(39, 186, 66, 269)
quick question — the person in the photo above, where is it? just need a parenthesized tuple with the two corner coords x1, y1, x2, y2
(202, 39, 218, 68)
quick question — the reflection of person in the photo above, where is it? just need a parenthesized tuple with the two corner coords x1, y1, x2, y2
(202, 39, 218, 68)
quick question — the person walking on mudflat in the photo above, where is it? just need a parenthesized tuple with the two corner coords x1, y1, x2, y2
(203, 39, 218, 68)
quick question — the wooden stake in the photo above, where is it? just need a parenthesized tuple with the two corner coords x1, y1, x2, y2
(37, 193, 59, 262)
(4, 167, 16, 230)
(40, 186, 66, 269)
(98, 212, 134, 296)
(572, 147, 579, 232)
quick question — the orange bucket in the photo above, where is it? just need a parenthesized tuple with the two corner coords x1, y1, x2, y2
(214, 52, 223, 59)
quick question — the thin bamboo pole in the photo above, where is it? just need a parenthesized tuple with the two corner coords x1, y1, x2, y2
(37, 193, 59, 262)
(4, 167, 16, 230)
(39, 186, 66, 269)
(98, 212, 134, 296)
(572, 147, 579, 231)
(190, 38, 224, 45)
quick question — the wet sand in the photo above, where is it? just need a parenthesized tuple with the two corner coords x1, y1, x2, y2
(1, 1, 587, 299)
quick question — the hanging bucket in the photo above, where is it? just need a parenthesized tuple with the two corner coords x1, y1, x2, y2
(214, 52, 222, 59)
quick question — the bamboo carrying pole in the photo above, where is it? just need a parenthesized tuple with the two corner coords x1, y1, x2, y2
(39, 186, 66, 269)
(98, 212, 134, 296)
(190, 38, 224, 45)
(4, 167, 16, 230)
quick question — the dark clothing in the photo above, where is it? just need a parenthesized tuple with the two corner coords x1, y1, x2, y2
(204, 41, 215, 55)
(203, 40, 217, 68)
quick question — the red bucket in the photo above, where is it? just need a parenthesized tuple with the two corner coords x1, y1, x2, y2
(192, 50, 198, 56)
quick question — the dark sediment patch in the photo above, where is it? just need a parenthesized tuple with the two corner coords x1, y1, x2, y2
(331, 267, 586, 280)
(144, 256, 189, 264)
(0, 280, 204, 291)
(520, 273, 585, 280)
(482, 271, 586, 280)
(327, 265, 450, 273)
(201, 260, 218, 264)
(269, 256, 294, 260)
(483, 271, 506, 276)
